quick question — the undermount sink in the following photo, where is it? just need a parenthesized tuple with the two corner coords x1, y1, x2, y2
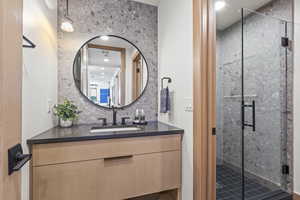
(90, 126, 142, 134)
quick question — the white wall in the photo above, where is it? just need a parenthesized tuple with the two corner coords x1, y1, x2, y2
(158, 0, 193, 199)
(22, 0, 58, 200)
(294, 0, 300, 195)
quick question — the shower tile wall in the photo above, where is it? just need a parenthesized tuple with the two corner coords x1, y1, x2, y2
(216, 35, 224, 165)
(216, 0, 293, 188)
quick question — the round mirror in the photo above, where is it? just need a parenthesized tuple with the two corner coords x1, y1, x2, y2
(73, 35, 149, 109)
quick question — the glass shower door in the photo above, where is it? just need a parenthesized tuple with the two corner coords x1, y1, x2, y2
(242, 8, 292, 199)
(216, 15, 243, 200)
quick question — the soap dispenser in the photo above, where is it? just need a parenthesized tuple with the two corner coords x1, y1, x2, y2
(133, 109, 147, 125)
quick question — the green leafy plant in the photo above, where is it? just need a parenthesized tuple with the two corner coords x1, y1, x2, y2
(53, 100, 79, 121)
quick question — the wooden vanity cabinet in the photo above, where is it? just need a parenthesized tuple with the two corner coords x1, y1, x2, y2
(30, 135, 182, 200)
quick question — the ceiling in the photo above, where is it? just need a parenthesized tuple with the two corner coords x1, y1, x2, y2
(87, 49, 121, 84)
(216, 0, 273, 30)
(86, 36, 136, 84)
(88, 48, 121, 67)
(88, 65, 119, 84)
(131, 0, 274, 29)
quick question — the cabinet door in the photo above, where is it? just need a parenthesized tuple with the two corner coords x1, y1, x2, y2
(33, 160, 102, 200)
(99, 151, 181, 200)
(134, 151, 181, 194)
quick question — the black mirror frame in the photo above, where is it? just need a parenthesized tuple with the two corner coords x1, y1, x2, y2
(73, 35, 150, 110)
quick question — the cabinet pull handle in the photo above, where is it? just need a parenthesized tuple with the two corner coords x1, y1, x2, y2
(104, 155, 133, 161)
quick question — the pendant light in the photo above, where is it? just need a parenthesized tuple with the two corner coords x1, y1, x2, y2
(61, 0, 74, 32)
(215, 1, 226, 11)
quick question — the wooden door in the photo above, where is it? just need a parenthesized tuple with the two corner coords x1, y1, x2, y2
(87, 44, 126, 105)
(132, 53, 143, 100)
(0, 0, 23, 200)
(193, 0, 216, 199)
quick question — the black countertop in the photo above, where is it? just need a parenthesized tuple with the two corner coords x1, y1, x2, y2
(27, 121, 184, 145)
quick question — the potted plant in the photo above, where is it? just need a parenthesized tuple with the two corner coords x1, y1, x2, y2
(53, 100, 79, 128)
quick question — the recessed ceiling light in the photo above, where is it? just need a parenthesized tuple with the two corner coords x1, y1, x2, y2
(215, 1, 226, 11)
(104, 58, 109, 62)
(100, 35, 109, 41)
(101, 67, 105, 70)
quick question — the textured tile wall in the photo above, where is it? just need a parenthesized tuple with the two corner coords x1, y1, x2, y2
(216, 34, 224, 165)
(216, 0, 293, 190)
(58, 0, 158, 124)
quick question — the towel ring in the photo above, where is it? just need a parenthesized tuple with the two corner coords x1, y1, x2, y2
(161, 77, 172, 89)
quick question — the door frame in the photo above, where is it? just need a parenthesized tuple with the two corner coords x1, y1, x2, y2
(0, 0, 23, 200)
(87, 43, 127, 105)
(193, 0, 216, 199)
(132, 51, 143, 100)
(1, 0, 218, 199)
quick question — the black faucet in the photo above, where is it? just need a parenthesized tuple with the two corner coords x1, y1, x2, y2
(112, 106, 117, 125)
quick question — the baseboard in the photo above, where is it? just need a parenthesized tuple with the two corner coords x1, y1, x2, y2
(294, 193, 300, 200)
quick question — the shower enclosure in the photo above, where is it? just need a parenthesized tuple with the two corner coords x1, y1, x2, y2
(216, 7, 293, 200)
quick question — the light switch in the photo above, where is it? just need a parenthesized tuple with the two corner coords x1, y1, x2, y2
(184, 97, 193, 112)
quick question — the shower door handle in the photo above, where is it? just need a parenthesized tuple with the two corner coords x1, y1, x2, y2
(252, 101, 256, 132)
(242, 100, 256, 132)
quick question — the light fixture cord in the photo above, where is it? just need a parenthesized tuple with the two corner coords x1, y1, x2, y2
(66, 0, 69, 17)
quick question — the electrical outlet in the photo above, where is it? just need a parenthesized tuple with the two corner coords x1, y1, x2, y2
(47, 99, 53, 114)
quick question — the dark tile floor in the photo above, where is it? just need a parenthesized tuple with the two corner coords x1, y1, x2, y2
(217, 165, 291, 200)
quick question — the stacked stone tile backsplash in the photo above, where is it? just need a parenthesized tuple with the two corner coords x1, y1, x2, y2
(57, 0, 158, 124)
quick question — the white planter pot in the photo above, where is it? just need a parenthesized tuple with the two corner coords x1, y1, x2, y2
(59, 119, 73, 128)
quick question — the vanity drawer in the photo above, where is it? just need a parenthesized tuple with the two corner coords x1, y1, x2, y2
(99, 150, 181, 199)
(32, 134, 182, 166)
(33, 150, 181, 200)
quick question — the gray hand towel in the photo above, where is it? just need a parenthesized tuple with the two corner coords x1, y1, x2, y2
(160, 87, 170, 113)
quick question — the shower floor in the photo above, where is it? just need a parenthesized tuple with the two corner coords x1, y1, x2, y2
(217, 165, 292, 200)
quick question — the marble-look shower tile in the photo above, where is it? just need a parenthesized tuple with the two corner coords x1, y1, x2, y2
(216, 0, 293, 191)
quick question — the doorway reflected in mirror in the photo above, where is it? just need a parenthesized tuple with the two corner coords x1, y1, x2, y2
(73, 35, 149, 109)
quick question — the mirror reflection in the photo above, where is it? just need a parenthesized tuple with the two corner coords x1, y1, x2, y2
(74, 35, 148, 108)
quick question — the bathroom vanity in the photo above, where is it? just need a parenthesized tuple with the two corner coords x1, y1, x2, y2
(26, 32, 184, 200)
(27, 122, 184, 200)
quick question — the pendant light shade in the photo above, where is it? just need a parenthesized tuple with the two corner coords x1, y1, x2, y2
(61, 19, 74, 32)
(61, 0, 74, 32)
